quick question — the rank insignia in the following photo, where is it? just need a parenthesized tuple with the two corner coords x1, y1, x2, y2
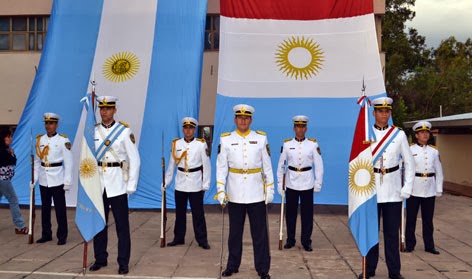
(206, 148, 210, 157)
(65, 142, 71, 150)
(218, 144, 221, 154)
(266, 144, 271, 156)
(317, 147, 321, 155)
(130, 133, 136, 144)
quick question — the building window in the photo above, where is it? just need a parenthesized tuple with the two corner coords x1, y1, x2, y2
(204, 14, 219, 51)
(0, 16, 49, 51)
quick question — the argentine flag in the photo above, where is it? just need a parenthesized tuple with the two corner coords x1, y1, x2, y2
(212, 0, 386, 204)
(11, 0, 207, 209)
(75, 94, 105, 242)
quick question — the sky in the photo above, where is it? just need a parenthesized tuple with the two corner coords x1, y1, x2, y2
(407, 0, 472, 48)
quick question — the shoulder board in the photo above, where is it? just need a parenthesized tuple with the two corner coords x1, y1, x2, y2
(308, 138, 317, 143)
(256, 130, 266, 135)
(392, 125, 403, 130)
(119, 121, 129, 127)
(429, 144, 438, 150)
(36, 134, 44, 139)
(410, 142, 415, 146)
(221, 132, 231, 137)
(197, 138, 206, 143)
(59, 134, 68, 138)
(95, 122, 101, 127)
(172, 138, 179, 142)
(284, 138, 292, 143)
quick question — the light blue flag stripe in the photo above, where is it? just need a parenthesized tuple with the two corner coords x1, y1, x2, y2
(349, 195, 379, 256)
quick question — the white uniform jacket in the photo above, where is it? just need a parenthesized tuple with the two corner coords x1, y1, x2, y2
(372, 126, 415, 203)
(410, 144, 443, 197)
(95, 122, 140, 198)
(216, 130, 274, 204)
(164, 138, 211, 192)
(276, 138, 324, 192)
(34, 133, 73, 187)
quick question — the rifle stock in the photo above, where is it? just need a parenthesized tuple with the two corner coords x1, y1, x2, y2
(160, 156, 167, 247)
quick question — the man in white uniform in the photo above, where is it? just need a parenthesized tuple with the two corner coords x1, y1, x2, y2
(216, 104, 274, 279)
(360, 97, 414, 279)
(89, 96, 140, 275)
(33, 112, 72, 245)
(163, 117, 211, 249)
(405, 121, 443, 255)
(277, 115, 323, 252)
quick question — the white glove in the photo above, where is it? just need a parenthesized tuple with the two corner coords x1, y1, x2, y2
(127, 189, 136, 195)
(217, 192, 226, 206)
(400, 188, 410, 199)
(63, 184, 70, 191)
(436, 192, 442, 197)
(265, 192, 274, 204)
(313, 183, 322, 193)
(202, 185, 210, 191)
(277, 185, 283, 196)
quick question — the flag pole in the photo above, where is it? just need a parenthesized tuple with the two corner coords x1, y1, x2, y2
(362, 257, 367, 279)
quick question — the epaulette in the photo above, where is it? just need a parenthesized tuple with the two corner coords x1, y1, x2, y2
(429, 144, 438, 150)
(59, 134, 68, 138)
(256, 130, 266, 135)
(284, 138, 292, 143)
(308, 138, 317, 143)
(36, 134, 44, 139)
(393, 125, 403, 130)
(197, 138, 206, 143)
(119, 120, 129, 127)
(172, 138, 179, 142)
(221, 132, 231, 137)
(95, 122, 101, 126)
(410, 142, 415, 146)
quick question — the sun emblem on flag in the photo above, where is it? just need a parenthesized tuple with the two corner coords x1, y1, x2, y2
(348, 158, 375, 196)
(275, 36, 324, 80)
(80, 157, 98, 179)
(102, 52, 140, 83)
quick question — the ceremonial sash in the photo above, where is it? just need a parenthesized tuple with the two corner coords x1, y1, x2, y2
(371, 126, 401, 164)
(95, 123, 127, 161)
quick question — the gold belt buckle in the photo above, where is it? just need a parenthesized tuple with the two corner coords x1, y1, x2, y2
(297, 168, 302, 172)
(381, 168, 386, 175)
(421, 173, 427, 177)
(44, 161, 50, 167)
(241, 169, 248, 174)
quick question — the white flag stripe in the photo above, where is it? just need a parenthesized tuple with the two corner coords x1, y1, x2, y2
(218, 14, 384, 98)
(348, 148, 375, 215)
(87, 0, 158, 144)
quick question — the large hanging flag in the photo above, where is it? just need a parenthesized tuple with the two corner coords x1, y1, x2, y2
(75, 93, 105, 242)
(210, 0, 386, 205)
(11, 0, 207, 209)
(348, 95, 378, 256)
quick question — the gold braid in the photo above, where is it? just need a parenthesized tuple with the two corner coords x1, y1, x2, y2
(171, 139, 187, 166)
(35, 137, 49, 160)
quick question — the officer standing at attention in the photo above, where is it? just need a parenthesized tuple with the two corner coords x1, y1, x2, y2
(359, 97, 415, 279)
(89, 96, 140, 275)
(276, 115, 323, 252)
(163, 117, 211, 249)
(405, 121, 443, 255)
(33, 112, 72, 245)
(216, 104, 274, 279)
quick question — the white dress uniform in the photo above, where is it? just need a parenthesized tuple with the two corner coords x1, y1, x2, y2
(277, 138, 323, 192)
(217, 129, 274, 203)
(406, 121, 443, 253)
(95, 121, 140, 197)
(34, 133, 73, 187)
(165, 138, 211, 192)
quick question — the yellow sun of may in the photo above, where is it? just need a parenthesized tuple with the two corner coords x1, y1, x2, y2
(275, 36, 324, 80)
(102, 51, 140, 83)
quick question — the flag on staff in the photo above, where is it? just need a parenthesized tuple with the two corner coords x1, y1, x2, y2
(75, 93, 105, 242)
(348, 95, 378, 256)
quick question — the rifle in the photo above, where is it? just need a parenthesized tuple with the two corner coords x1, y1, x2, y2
(400, 161, 406, 252)
(278, 160, 287, 250)
(160, 133, 167, 247)
(28, 129, 36, 244)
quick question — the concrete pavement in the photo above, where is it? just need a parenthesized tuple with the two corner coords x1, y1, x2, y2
(0, 193, 471, 279)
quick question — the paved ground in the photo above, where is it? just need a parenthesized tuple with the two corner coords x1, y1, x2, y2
(0, 193, 471, 279)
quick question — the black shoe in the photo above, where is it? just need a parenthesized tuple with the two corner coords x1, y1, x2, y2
(167, 240, 185, 246)
(303, 244, 313, 252)
(389, 274, 404, 279)
(118, 265, 129, 274)
(425, 248, 440, 255)
(403, 247, 414, 253)
(57, 239, 66, 245)
(221, 268, 238, 277)
(199, 243, 211, 250)
(284, 242, 295, 249)
(89, 262, 107, 272)
(358, 271, 376, 279)
(259, 272, 271, 279)
(36, 237, 52, 243)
